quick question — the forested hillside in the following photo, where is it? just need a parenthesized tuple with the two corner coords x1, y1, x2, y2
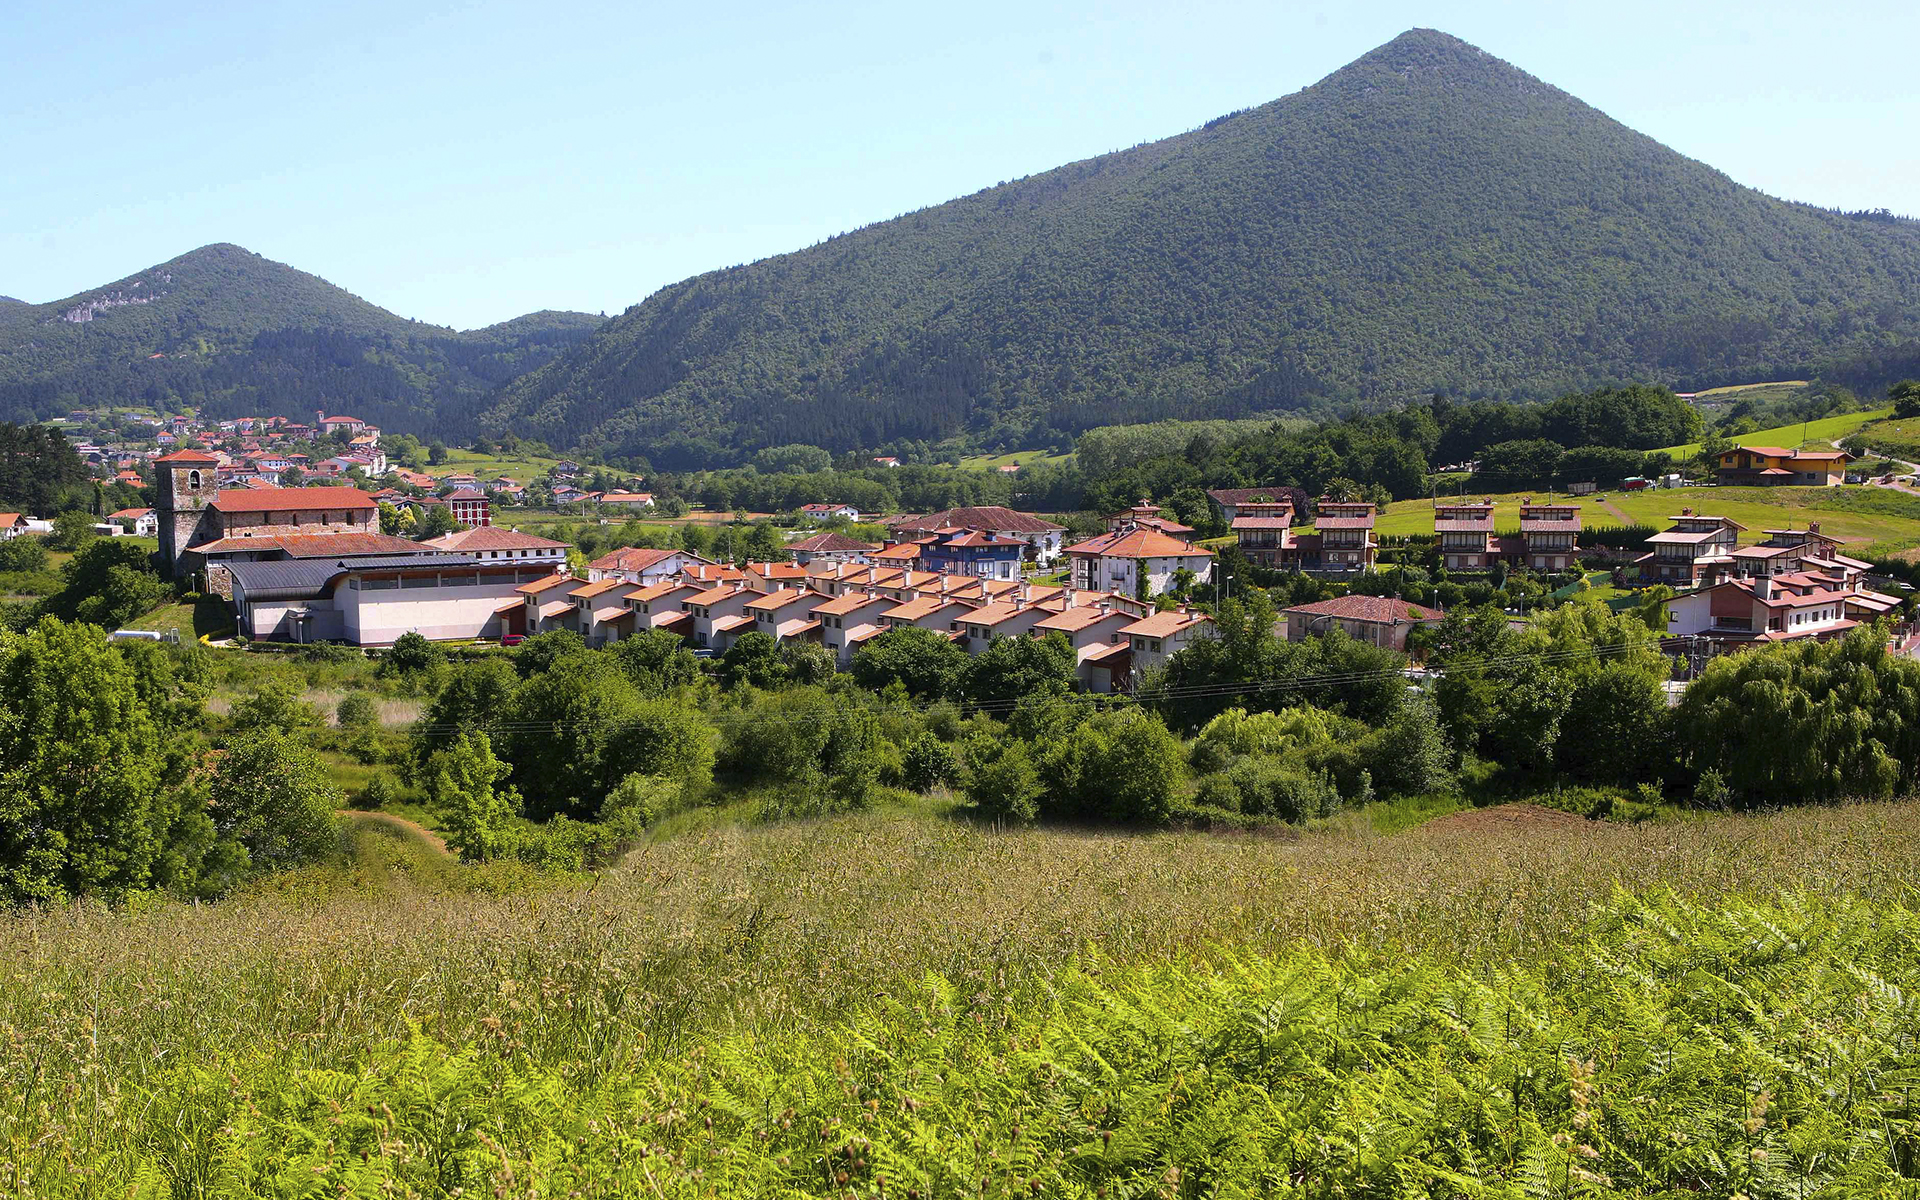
(488, 28, 1920, 466)
(0, 244, 604, 436)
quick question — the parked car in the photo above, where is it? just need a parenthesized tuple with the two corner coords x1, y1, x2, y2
(501, 633, 525, 647)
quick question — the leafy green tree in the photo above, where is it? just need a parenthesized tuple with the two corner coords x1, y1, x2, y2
(0, 537, 48, 573)
(414, 505, 461, 540)
(209, 732, 341, 873)
(722, 687, 884, 813)
(47, 510, 96, 552)
(428, 441, 449, 466)
(40, 539, 164, 628)
(1891, 379, 1920, 420)
(961, 736, 1042, 823)
(0, 619, 192, 902)
(1557, 659, 1669, 785)
(609, 628, 700, 694)
(380, 631, 445, 677)
(1037, 707, 1186, 823)
(780, 640, 836, 686)
(428, 731, 516, 861)
(1365, 694, 1453, 796)
(336, 692, 379, 729)
(228, 681, 321, 736)
(902, 733, 959, 792)
(511, 628, 585, 677)
(414, 657, 517, 760)
(1674, 628, 1920, 803)
(502, 653, 714, 819)
(850, 625, 970, 700)
(719, 630, 787, 689)
(962, 631, 1076, 706)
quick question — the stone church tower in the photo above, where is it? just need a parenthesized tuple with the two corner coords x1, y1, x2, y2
(152, 449, 219, 580)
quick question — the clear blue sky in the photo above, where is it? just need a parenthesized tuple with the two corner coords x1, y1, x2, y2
(5, 0, 1916, 329)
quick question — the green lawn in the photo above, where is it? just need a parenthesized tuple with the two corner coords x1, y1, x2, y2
(1656, 406, 1891, 459)
(1855, 415, 1920, 462)
(1382, 484, 1920, 554)
(956, 449, 1073, 470)
(428, 447, 567, 486)
(124, 594, 237, 640)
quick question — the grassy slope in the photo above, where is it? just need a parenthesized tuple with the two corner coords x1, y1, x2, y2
(9, 799, 1920, 1191)
(1656, 405, 1891, 458)
(1380, 483, 1920, 550)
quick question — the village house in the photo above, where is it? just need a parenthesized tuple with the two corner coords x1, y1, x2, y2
(918, 529, 1028, 580)
(876, 594, 978, 638)
(569, 578, 646, 646)
(1728, 524, 1872, 582)
(1104, 500, 1197, 542)
(1065, 527, 1216, 596)
(686, 584, 758, 650)
(1715, 446, 1851, 487)
(800, 503, 861, 522)
(888, 506, 1067, 565)
(586, 546, 715, 585)
(623, 580, 702, 637)
(812, 591, 896, 665)
(1206, 487, 1294, 522)
(597, 491, 656, 510)
(1432, 501, 1497, 570)
(1312, 500, 1378, 570)
(1517, 501, 1581, 571)
(1638, 510, 1743, 586)
(1283, 594, 1446, 652)
(786, 531, 878, 566)
(1031, 602, 1137, 693)
(108, 507, 158, 537)
(1230, 499, 1295, 568)
(422, 525, 569, 566)
(516, 573, 589, 637)
(744, 587, 824, 645)
(442, 487, 490, 527)
(1665, 571, 1899, 646)
(1121, 609, 1213, 685)
(955, 597, 1056, 654)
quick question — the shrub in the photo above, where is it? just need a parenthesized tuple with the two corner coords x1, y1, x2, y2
(336, 692, 379, 729)
(359, 772, 402, 809)
(902, 734, 959, 793)
(1222, 757, 1342, 822)
(962, 736, 1042, 823)
(379, 631, 444, 677)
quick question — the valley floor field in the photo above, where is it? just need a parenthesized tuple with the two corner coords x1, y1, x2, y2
(9, 798, 1920, 1193)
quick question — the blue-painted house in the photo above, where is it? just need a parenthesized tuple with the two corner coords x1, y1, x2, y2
(917, 529, 1025, 580)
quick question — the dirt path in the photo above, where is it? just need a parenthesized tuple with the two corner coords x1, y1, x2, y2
(1595, 497, 1636, 525)
(345, 810, 452, 858)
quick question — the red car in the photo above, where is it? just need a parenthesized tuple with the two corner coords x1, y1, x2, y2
(501, 633, 525, 647)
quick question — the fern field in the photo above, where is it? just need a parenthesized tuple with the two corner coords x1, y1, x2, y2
(8, 804, 1920, 1196)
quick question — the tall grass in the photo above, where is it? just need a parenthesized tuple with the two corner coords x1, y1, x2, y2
(6, 801, 1920, 1192)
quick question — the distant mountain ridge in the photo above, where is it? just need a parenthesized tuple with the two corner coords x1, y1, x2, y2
(0, 244, 603, 436)
(486, 28, 1920, 465)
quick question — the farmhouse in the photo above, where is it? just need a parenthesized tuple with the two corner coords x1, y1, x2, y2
(1283, 594, 1445, 652)
(1715, 446, 1851, 486)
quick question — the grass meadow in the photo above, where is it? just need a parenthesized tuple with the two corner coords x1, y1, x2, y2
(8, 799, 1920, 1193)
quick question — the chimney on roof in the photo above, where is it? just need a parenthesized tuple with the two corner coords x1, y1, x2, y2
(1809, 521, 1820, 534)
(1756, 575, 1773, 601)
(1681, 507, 1691, 516)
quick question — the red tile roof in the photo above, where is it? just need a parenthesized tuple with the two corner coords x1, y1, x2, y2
(1066, 528, 1215, 559)
(1121, 610, 1212, 638)
(789, 532, 878, 553)
(424, 527, 569, 552)
(889, 506, 1065, 535)
(589, 546, 679, 573)
(212, 486, 376, 513)
(154, 449, 219, 463)
(186, 532, 423, 557)
(1285, 595, 1444, 624)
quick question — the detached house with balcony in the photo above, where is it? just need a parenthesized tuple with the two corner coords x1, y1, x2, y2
(1728, 524, 1871, 582)
(1517, 502, 1581, 571)
(1230, 500, 1295, 568)
(1666, 571, 1897, 646)
(1065, 528, 1215, 596)
(1432, 502, 1496, 570)
(918, 529, 1027, 580)
(1283, 594, 1445, 652)
(1638, 510, 1742, 586)
(1311, 501, 1378, 570)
